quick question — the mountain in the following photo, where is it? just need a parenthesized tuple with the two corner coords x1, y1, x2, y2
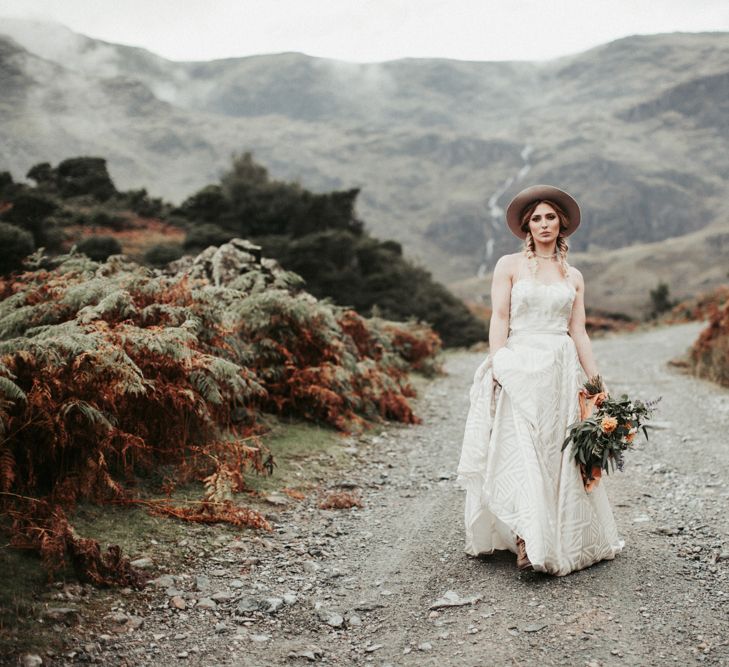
(1, 18, 728, 299)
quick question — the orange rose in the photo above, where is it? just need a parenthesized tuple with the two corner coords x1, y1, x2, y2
(624, 431, 635, 443)
(600, 416, 618, 434)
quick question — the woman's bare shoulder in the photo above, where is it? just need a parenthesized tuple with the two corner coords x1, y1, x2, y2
(567, 264, 584, 287)
(494, 252, 522, 272)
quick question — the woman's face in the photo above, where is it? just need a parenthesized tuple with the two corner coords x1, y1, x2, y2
(528, 202, 561, 242)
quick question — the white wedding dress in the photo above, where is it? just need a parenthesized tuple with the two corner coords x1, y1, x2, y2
(455, 271, 625, 576)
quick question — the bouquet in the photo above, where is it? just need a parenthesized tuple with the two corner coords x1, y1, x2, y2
(562, 374, 661, 492)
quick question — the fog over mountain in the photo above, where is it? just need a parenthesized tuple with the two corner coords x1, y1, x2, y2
(1, 18, 728, 310)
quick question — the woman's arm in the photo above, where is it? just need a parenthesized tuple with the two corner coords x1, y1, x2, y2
(567, 268, 603, 385)
(488, 255, 512, 358)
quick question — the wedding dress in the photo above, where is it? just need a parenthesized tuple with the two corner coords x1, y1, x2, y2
(455, 269, 625, 576)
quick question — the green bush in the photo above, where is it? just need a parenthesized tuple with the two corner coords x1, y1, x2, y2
(144, 242, 184, 267)
(76, 235, 123, 261)
(56, 157, 117, 201)
(0, 222, 35, 274)
(184, 223, 233, 250)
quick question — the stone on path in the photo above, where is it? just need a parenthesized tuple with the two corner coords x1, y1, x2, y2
(522, 622, 548, 633)
(287, 645, 323, 661)
(169, 596, 186, 610)
(429, 590, 483, 609)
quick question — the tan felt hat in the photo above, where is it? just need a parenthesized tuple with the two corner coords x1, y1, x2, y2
(505, 184, 581, 239)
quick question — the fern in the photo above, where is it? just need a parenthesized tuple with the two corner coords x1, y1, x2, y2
(0, 375, 26, 403)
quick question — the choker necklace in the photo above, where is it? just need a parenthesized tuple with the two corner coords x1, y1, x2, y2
(534, 252, 556, 259)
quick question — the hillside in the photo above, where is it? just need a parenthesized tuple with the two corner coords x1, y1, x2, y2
(1, 19, 728, 299)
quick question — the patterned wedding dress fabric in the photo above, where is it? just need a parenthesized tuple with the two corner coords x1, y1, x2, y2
(456, 264, 625, 576)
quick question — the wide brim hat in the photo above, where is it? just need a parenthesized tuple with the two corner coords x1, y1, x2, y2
(505, 185, 581, 239)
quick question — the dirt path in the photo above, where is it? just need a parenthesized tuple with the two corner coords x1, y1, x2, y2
(53, 321, 729, 666)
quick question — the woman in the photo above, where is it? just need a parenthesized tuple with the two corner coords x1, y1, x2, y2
(455, 184, 624, 576)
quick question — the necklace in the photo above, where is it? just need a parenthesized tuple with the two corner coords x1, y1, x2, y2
(534, 252, 556, 259)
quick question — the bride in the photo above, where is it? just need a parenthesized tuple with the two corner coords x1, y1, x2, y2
(456, 184, 625, 576)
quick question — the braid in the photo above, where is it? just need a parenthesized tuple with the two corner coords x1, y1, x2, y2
(522, 231, 539, 281)
(556, 234, 571, 279)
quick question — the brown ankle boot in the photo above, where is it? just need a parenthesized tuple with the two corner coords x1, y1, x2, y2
(516, 536, 533, 571)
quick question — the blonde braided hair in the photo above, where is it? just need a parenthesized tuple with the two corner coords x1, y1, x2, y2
(519, 199, 571, 280)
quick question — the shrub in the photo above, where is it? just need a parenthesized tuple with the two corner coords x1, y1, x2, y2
(0, 222, 35, 274)
(689, 295, 729, 387)
(56, 157, 117, 201)
(76, 235, 123, 261)
(184, 223, 233, 250)
(144, 242, 184, 267)
(649, 282, 675, 318)
(0, 247, 440, 583)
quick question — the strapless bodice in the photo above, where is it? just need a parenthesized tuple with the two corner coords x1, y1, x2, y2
(508, 278, 576, 336)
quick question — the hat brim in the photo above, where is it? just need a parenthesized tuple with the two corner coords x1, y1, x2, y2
(505, 185, 581, 239)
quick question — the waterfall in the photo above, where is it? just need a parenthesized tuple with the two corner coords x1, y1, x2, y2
(477, 143, 533, 277)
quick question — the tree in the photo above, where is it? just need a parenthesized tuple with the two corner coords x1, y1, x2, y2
(144, 243, 184, 267)
(0, 222, 35, 274)
(184, 224, 234, 250)
(649, 282, 675, 318)
(76, 236, 123, 261)
(56, 157, 117, 201)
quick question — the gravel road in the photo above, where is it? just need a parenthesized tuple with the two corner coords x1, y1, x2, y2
(47, 320, 729, 667)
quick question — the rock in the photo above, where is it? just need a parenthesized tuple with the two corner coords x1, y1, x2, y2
(353, 599, 385, 611)
(656, 526, 681, 536)
(317, 609, 344, 627)
(21, 655, 43, 667)
(211, 569, 228, 577)
(169, 596, 186, 610)
(214, 622, 228, 634)
(197, 598, 217, 610)
(283, 592, 298, 604)
(287, 645, 323, 661)
(236, 597, 261, 613)
(365, 644, 384, 652)
(347, 613, 362, 626)
(149, 574, 176, 588)
(130, 557, 153, 569)
(127, 616, 144, 630)
(717, 551, 729, 562)
(108, 612, 129, 625)
(522, 622, 548, 633)
(429, 590, 483, 609)
(251, 634, 272, 643)
(211, 591, 234, 601)
(264, 493, 289, 506)
(42, 608, 80, 625)
(177, 651, 189, 659)
(418, 642, 433, 651)
(262, 597, 284, 613)
(230, 579, 245, 588)
(303, 561, 321, 574)
(194, 575, 211, 591)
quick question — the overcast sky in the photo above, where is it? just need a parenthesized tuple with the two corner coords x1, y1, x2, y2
(1, 0, 728, 63)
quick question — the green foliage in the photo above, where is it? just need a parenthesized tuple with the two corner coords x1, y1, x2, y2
(649, 281, 675, 318)
(184, 223, 233, 250)
(177, 152, 484, 347)
(143, 242, 184, 267)
(0, 170, 14, 195)
(0, 222, 35, 275)
(0, 193, 64, 251)
(56, 157, 117, 201)
(76, 235, 123, 261)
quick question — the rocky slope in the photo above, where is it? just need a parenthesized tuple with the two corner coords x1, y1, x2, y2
(1, 19, 728, 290)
